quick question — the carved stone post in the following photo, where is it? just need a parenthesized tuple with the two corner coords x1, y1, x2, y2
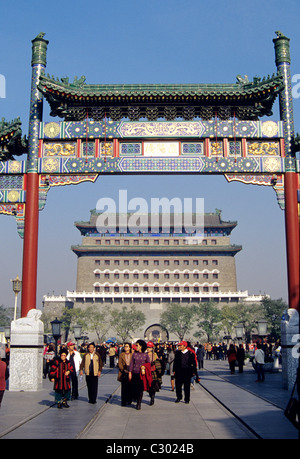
(9, 309, 44, 391)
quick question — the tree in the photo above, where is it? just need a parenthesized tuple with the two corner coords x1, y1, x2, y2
(40, 310, 57, 334)
(220, 302, 262, 343)
(219, 304, 240, 337)
(160, 303, 196, 341)
(84, 307, 111, 342)
(60, 307, 87, 341)
(0, 305, 14, 326)
(194, 301, 222, 342)
(110, 306, 146, 342)
(261, 297, 287, 340)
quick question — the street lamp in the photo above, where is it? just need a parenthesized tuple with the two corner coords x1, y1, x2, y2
(11, 275, 22, 321)
(4, 324, 11, 344)
(235, 323, 244, 341)
(51, 317, 62, 356)
(73, 324, 82, 349)
(256, 319, 268, 337)
(256, 319, 268, 346)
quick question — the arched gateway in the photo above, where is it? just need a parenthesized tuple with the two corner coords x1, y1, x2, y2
(144, 324, 169, 343)
(0, 31, 299, 319)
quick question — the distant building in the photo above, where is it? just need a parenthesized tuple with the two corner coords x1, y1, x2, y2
(43, 210, 265, 341)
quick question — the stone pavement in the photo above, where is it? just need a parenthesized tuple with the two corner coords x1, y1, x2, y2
(0, 359, 298, 441)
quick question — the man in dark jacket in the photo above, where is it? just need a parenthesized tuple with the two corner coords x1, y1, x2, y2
(173, 341, 197, 404)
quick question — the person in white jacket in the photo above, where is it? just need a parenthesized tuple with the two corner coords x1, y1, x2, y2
(67, 342, 82, 399)
(254, 343, 265, 382)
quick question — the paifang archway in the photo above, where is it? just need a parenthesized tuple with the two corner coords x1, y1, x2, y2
(0, 32, 299, 317)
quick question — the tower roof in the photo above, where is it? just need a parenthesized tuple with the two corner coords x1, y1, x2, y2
(74, 210, 237, 236)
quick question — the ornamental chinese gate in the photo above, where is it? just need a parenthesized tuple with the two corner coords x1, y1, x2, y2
(0, 32, 299, 317)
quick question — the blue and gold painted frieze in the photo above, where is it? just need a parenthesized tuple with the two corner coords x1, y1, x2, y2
(37, 155, 284, 175)
(36, 134, 284, 174)
(39, 120, 283, 140)
(0, 160, 26, 174)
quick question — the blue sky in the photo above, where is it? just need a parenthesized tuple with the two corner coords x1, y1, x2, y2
(1, 0, 299, 310)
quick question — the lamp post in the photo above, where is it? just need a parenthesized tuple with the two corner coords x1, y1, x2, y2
(256, 319, 268, 345)
(4, 324, 11, 344)
(73, 324, 82, 349)
(51, 317, 62, 357)
(257, 319, 268, 336)
(11, 275, 22, 321)
(235, 323, 244, 342)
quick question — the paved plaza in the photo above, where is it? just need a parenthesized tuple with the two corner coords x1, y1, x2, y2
(0, 359, 298, 442)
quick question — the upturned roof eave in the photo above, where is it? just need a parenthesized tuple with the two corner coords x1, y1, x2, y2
(70, 244, 242, 253)
(37, 74, 284, 101)
(0, 119, 22, 144)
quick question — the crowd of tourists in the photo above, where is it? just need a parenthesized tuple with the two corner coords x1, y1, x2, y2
(42, 340, 201, 409)
(41, 338, 280, 410)
(0, 337, 281, 410)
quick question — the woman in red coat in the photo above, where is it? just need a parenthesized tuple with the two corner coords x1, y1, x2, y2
(50, 349, 74, 408)
(227, 344, 237, 375)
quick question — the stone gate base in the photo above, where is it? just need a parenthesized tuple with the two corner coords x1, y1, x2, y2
(281, 308, 299, 391)
(9, 309, 44, 391)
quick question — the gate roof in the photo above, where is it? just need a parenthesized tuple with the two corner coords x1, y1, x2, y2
(38, 73, 284, 121)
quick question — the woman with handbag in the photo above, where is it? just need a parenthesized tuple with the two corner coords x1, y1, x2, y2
(128, 339, 150, 410)
(118, 343, 133, 406)
(146, 341, 162, 406)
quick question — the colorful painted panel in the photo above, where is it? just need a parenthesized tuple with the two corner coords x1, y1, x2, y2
(43, 141, 77, 157)
(144, 142, 180, 157)
(0, 160, 26, 174)
(0, 175, 23, 189)
(247, 141, 280, 156)
(39, 120, 284, 140)
(0, 189, 25, 203)
(0, 175, 25, 203)
(228, 141, 242, 156)
(36, 139, 284, 174)
(181, 142, 204, 155)
(119, 143, 142, 156)
(119, 156, 203, 172)
(81, 142, 95, 157)
(210, 141, 223, 156)
(100, 142, 113, 157)
(37, 155, 284, 175)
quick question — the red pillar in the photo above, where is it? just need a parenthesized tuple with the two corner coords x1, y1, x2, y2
(21, 173, 39, 317)
(20, 34, 48, 317)
(284, 171, 300, 311)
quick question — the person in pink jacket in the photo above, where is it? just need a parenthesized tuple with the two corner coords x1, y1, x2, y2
(0, 359, 9, 408)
